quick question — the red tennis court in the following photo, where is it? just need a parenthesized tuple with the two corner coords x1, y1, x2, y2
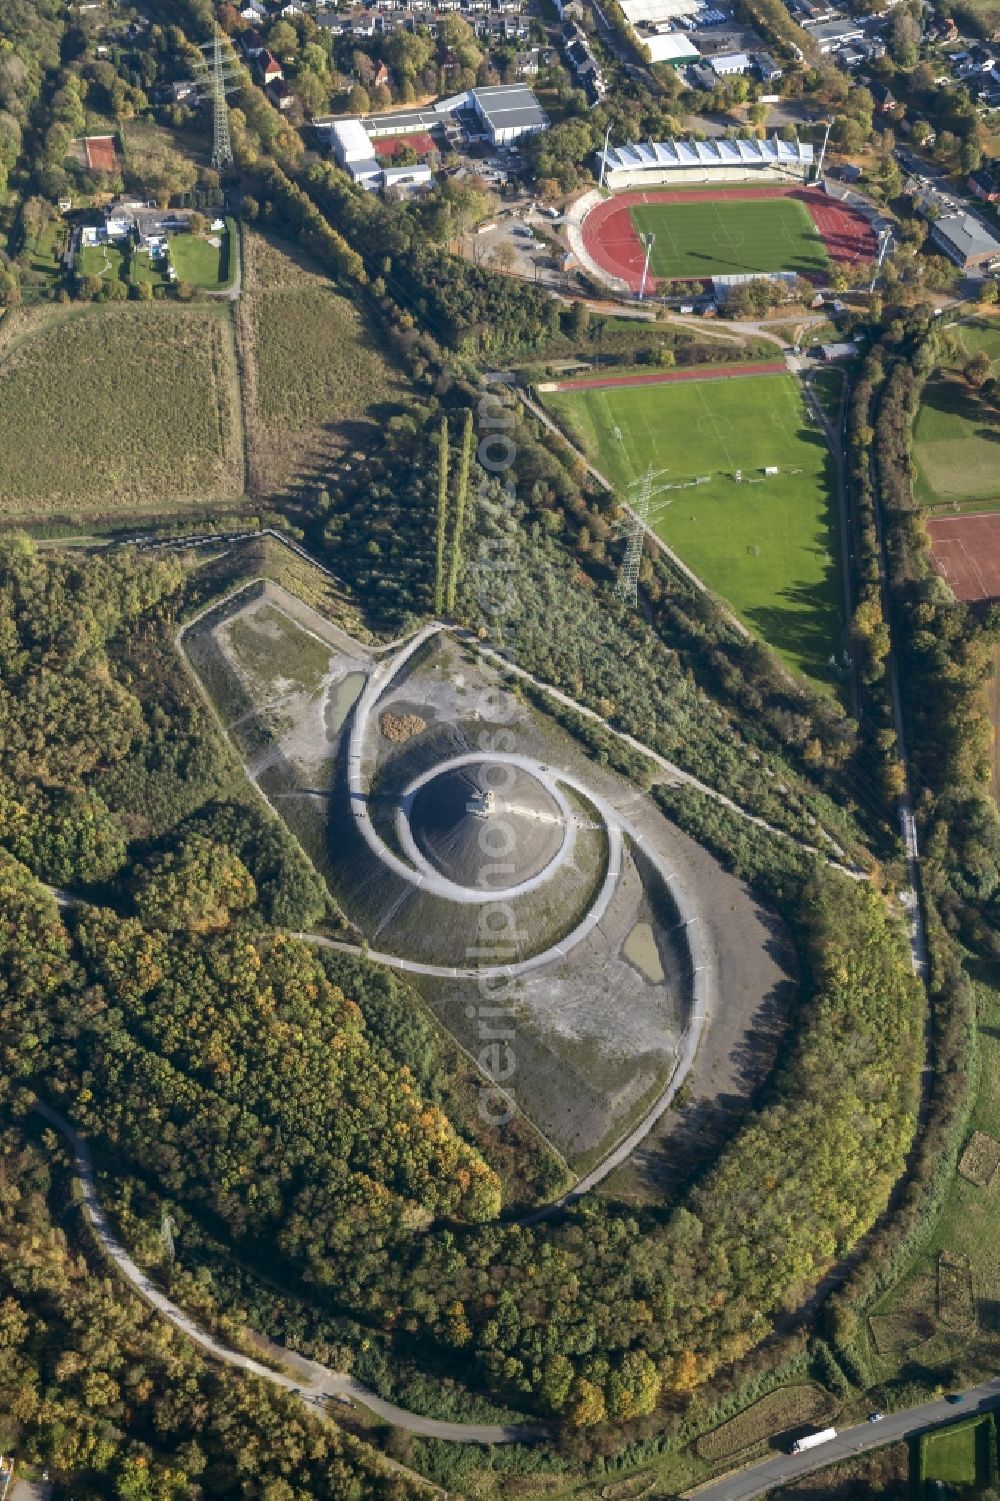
(581, 184, 876, 293)
(84, 135, 123, 173)
(927, 513, 1000, 602)
(373, 132, 436, 158)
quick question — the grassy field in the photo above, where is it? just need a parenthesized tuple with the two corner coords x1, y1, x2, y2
(78, 243, 125, 281)
(919, 1415, 994, 1489)
(0, 303, 243, 520)
(237, 231, 410, 495)
(542, 372, 844, 688)
(913, 317, 1000, 511)
(170, 224, 235, 290)
(868, 968, 1000, 1380)
(25, 218, 68, 280)
(629, 197, 830, 281)
(772, 1443, 908, 1500)
(696, 1385, 833, 1461)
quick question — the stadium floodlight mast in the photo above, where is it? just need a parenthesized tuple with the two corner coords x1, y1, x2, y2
(638, 232, 655, 302)
(869, 226, 892, 293)
(193, 31, 242, 172)
(598, 124, 613, 191)
(815, 119, 833, 181)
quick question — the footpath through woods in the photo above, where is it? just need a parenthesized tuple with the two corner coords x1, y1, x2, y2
(33, 1100, 540, 1452)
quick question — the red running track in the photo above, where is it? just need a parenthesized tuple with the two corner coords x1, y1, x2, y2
(550, 360, 787, 391)
(927, 513, 1000, 602)
(581, 184, 876, 294)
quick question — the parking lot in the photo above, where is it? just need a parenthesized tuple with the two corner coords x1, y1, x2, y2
(462, 207, 566, 289)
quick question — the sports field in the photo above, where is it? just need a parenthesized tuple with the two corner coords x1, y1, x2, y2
(543, 371, 843, 687)
(913, 380, 1000, 510)
(630, 197, 830, 281)
(582, 186, 873, 292)
(913, 317, 1000, 511)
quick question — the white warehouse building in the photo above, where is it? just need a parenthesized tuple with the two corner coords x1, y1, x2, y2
(596, 135, 815, 190)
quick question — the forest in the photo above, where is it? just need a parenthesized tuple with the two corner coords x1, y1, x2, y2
(0, 1101, 429, 1498)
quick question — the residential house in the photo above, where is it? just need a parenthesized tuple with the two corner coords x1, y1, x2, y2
(514, 45, 553, 74)
(169, 78, 199, 103)
(268, 78, 294, 109)
(869, 80, 895, 112)
(256, 49, 284, 83)
(241, 25, 267, 54)
(969, 158, 1000, 202)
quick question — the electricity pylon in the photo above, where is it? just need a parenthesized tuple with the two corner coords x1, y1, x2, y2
(611, 467, 675, 606)
(194, 32, 241, 172)
(611, 463, 713, 607)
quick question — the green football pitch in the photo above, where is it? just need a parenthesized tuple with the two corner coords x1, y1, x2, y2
(912, 318, 1000, 511)
(629, 197, 830, 281)
(543, 373, 844, 690)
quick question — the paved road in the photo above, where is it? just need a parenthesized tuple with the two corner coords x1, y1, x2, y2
(689, 1387, 1000, 1500)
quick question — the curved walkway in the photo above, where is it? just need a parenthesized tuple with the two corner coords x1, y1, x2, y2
(33, 1101, 539, 1449)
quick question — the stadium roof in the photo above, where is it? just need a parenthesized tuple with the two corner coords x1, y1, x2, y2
(597, 136, 814, 173)
(471, 84, 549, 133)
(645, 31, 701, 61)
(621, 0, 702, 22)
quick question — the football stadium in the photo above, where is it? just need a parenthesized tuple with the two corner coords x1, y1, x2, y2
(578, 138, 876, 291)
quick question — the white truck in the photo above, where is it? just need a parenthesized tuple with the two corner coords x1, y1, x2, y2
(790, 1428, 837, 1455)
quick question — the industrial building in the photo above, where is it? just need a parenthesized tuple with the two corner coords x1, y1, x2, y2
(710, 50, 751, 74)
(595, 135, 814, 190)
(469, 84, 550, 144)
(645, 31, 701, 63)
(620, 0, 702, 23)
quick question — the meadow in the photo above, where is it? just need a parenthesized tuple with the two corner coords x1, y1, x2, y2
(918, 1415, 995, 1491)
(0, 303, 243, 519)
(543, 372, 843, 688)
(629, 197, 830, 281)
(913, 317, 1000, 511)
(695, 1385, 832, 1460)
(237, 231, 409, 495)
(868, 970, 1000, 1380)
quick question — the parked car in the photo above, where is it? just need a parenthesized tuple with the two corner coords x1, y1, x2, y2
(945, 1394, 964, 1405)
(867, 1411, 884, 1423)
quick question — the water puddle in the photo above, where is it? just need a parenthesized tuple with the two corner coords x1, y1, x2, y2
(622, 921, 665, 983)
(326, 672, 365, 739)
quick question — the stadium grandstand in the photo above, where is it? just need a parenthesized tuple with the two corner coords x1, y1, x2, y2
(596, 136, 815, 191)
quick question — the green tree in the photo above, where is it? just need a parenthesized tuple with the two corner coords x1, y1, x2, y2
(446, 407, 473, 614)
(434, 416, 449, 612)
